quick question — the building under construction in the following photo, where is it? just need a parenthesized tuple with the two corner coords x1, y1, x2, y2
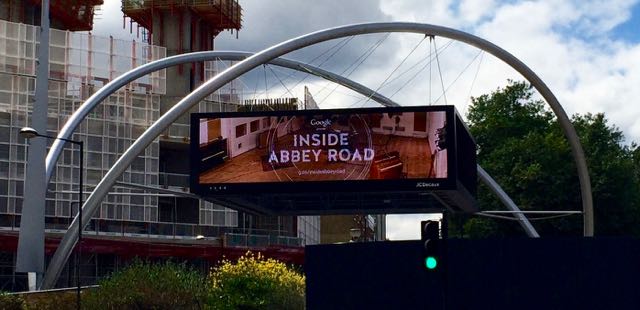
(1, 0, 104, 31)
(0, 0, 325, 291)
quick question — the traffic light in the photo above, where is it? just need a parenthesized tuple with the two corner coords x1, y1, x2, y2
(421, 220, 440, 270)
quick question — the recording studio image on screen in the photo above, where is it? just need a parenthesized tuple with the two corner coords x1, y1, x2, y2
(193, 109, 449, 187)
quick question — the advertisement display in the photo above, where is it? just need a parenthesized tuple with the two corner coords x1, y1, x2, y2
(190, 106, 456, 195)
(190, 105, 477, 214)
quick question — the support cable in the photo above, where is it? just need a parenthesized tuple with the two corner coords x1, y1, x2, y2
(475, 212, 579, 221)
(313, 36, 355, 67)
(278, 36, 355, 98)
(341, 34, 391, 78)
(389, 40, 456, 99)
(432, 49, 483, 104)
(357, 35, 427, 107)
(263, 64, 269, 100)
(41, 23, 595, 288)
(267, 64, 297, 99)
(316, 33, 390, 104)
(466, 51, 484, 106)
(433, 37, 448, 105)
(384, 39, 454, 89)
(310, 37, 355, 65)
(214, 58, 255, 106)
(215, 58, 252, 90)
(251, 61, 260, 102)
(429, 36, 433, 105)
(273, 66, 366, 99)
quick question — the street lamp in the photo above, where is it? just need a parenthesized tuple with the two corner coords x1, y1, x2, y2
(349, 228, 361, 242)
(20, 127, 83, 310)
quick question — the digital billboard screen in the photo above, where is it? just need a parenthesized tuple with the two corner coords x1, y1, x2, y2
(190, 106, 458, 196)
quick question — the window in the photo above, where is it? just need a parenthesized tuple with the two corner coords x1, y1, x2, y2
(88, 120, 103, 135)
(250, 120, 260, 133)
(0, 144, 8, 160)
(262, 117, 271, 128)
(87, 153, 102, 169)
(235, 123, 247, 138)
(130, 205, 144, 221)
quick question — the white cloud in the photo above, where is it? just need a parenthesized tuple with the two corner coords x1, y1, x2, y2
(572, 0, 637, 35)
(469, 0, 640, 135)
(459, 0, 498, 24)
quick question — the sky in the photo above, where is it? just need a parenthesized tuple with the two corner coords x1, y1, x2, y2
(93, 0, 640, 240)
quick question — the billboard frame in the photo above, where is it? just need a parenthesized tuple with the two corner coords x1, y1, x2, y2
(190, 105, 460, 195)
(189, 105, 477, 214)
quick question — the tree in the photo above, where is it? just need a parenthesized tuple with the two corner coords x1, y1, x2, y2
(461, 81, 640, 237)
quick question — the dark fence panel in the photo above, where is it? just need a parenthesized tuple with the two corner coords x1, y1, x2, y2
(306, 238, 640, 309)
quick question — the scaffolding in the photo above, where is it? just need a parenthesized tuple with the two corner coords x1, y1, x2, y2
(0, 20, 167, 93)
(0, 19, 246, 236)
(0, 19, 165, 223)
(28, 0, 104, 31)
(122, 0, 242, 41)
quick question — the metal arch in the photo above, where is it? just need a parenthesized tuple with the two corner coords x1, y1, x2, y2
(477, 166, 539, 236)
(44, 51, 397, 183)
(42, 22, 592, 288)
(44, 50, 538, 236)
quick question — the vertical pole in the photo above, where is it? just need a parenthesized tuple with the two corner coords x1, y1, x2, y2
(77, 141, 83, 309)
(441, 212, 448, 310)
(18, 0, 49, 290)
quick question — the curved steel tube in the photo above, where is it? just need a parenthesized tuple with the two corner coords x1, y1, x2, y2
(478, 166, 539, 237)
(45, 51, 397, 183)
(43, 22, 591, 289)
(46, 50, 538, 237)
(47, 48, 538, 235)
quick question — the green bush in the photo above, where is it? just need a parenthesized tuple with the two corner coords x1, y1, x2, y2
(83, 261, 207, 310)
(23, 291, 78, 310)
(0, 291, 25, 310)
(207, 252, 305, 310)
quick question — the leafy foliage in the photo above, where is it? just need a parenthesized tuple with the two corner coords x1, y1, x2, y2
(24, 291, 79, 310)
(0, 291, 25, 310)
(462, 81, 640, 237)
(207, 252, 305, 310)
(1, 254, 306, 310)
(82, 260, 207, 310)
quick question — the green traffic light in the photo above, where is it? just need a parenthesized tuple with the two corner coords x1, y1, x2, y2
(425, 256, 438, 269)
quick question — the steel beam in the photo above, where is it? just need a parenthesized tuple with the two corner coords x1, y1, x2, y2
(17, 0, 50, 291)
(43, 22, 591, 289)
(477, 166, 540, 237)
(44, 51, 397, 183)
(43, 50, 538, 238)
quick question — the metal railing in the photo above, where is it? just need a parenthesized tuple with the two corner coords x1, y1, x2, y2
(0, 214, 224, 241)
(159, 172, 190, 188)
(1, 214, 303, 247)
(224, 232, 302, 247)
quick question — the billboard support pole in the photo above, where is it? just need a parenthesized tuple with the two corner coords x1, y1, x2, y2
(17, 0, 49, 291)
(43, 22, 586, 288)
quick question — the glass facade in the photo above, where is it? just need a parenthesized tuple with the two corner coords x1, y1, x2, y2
(0, 20, 245, 237)
(298, 216, 321, 245)
(0, 19, 320, 246)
